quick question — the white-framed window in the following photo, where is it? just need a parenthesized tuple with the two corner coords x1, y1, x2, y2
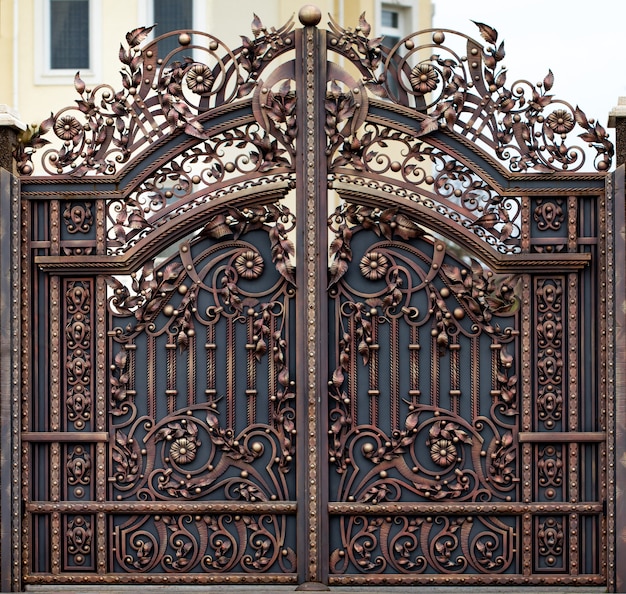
(137, 0, 206, 61)
(376, 1, 424, 49)
(35, 0, 102, 85)
(380, 6, 404, 50)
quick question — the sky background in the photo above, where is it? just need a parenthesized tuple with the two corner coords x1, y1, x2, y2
(432, 0, 626, 148)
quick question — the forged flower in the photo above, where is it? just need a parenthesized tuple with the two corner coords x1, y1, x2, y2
(546, 110, 574, 135)
(409, 64, 439, 95)
(186, 64, 214, 94)
(170, 438, 197, 465)
(235, 250, 264, 279)
(359, 251, 389, 280)
(430, 438, 457, 467)
(54, 116, 82, 141)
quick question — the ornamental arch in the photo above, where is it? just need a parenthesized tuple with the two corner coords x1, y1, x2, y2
(2, 6, 624, 591)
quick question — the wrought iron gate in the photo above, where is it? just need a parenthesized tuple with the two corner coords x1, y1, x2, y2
(14, 7, 620, 590)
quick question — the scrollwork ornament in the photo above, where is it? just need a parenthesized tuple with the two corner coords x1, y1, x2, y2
(63, 202, 94, 235)
(66, 516, 92, 565)
(537, 445, 563, 500)
(67, 446, 92, 486)
(65, 281, 92, 429)
(534, 199, 565, 233)
(116, 513, 295, 574)
(537, 517, 565, 568)
(15, 15, 297, 176)
(377, 22, 613, 172)
(536, 278, 564, 430)
(330, 514, 515, 574)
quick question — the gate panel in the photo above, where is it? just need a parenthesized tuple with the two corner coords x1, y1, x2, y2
(327, 219, 520, 577)
(106, 220, 298, 576)
(15, 9, 617, 590)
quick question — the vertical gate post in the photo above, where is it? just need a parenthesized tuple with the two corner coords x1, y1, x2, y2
(610, 98, 626, 592)
(0, 106, 25, 174)
(294, 5, 330, 591)
(0, 106, 25, 592)
(609, 97, 626, 168)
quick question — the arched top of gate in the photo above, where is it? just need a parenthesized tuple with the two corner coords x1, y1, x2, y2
(16, 9, 613, 184)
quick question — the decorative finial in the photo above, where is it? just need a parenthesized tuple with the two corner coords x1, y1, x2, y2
(298, 5, 322, 27)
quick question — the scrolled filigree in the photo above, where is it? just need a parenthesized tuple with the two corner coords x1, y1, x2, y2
(16, 16, 297, 176)
(116, 513, 295, 574)
(439, 259, 520, 337)
(67, 446, 92, 486)
(63, 202, 93, 235)
(537, 517, 565, 567)
(377, 22, 612, 172)
(330, 514, 515, 575)
(66, 516, 92, 565)
(537, 445, 564, 500)
(327, 13, 386, 97)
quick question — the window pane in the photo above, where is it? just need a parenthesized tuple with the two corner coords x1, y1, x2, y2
(50, 0, 89, 69)
(383, 35, 401, 49)
(382, 10, 399, 28)
(154, 0, 193, 58)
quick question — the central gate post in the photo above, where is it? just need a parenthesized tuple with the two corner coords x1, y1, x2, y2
(294, 5, 331, 591)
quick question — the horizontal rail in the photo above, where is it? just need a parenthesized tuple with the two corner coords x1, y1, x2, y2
(21, 432, 109, 443)
(328, 502, 603, 515)
(26, 501, 297, 514)
(518, 431, 605, 443)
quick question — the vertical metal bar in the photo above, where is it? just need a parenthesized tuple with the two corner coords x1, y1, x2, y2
(521, 277, 533, 576)
(520, 196, 533, 578)
(295, 9, 330, 588)
(206, 325, 216, 402)
(247, 313, 256, 425)
(95, 276, 107, 574)
(268, 316, 276, 423)
(368, 320, 378, 426)
(431, 334, 439, 408)
(0, 169, 21, 590)
(188, 333, 196, 407)
(166, 338, 177, 414)
(95, 199, 106, 256)
(567, 271, 579, 576)
(563, 196, 580, 575)
(227, 317, 235, 430)
(449, 341, 459, 416)
(349, 316, 357, 426)
(471, 336, 479, 421)
(147, 336, 156, 420)
(390, 318, 399, 429)
(19, 193, 30, 588)
(609, 167, 624, 592)
(49, 273, 62, 576)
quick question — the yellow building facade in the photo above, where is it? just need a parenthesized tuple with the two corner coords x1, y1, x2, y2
(0, 0, 432, 126)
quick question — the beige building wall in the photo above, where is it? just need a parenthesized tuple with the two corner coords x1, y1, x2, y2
(0, 0, 432, 126)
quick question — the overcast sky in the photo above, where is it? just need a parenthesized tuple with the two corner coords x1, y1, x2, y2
(432, 0, 626, 146)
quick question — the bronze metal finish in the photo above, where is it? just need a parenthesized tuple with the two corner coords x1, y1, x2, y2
(12, 10, 619, 591)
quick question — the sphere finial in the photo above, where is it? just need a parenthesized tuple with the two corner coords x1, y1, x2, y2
(299, 5, 322, 27)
